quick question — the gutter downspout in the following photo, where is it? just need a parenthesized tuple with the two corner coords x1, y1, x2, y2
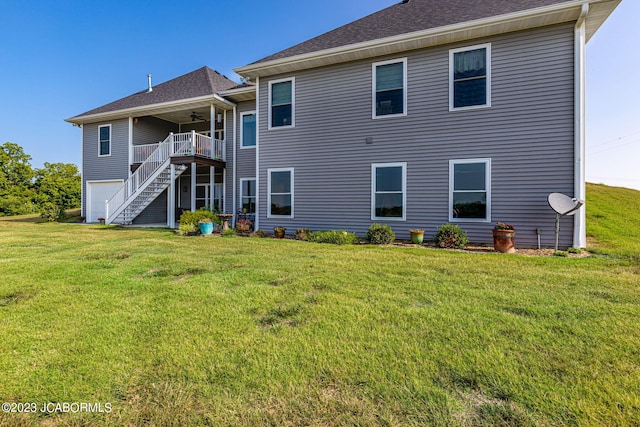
(574, 3, 588, 248)
(232, 106, 237, 224)
(255, 77, 260, 231)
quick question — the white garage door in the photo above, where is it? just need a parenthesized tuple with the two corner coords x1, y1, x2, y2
(86, 181, 123, 223)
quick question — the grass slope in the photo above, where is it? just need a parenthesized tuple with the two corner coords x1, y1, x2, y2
(586, 182, 640, 257)
(0, 185, 638, 426)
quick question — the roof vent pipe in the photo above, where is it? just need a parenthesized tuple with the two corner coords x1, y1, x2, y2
(147, 74, 153, 93)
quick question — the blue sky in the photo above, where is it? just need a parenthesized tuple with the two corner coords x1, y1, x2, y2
(1, 0, 637, 190)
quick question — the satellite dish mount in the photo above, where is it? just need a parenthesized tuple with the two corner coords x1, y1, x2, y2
(547, 193, 584, 251)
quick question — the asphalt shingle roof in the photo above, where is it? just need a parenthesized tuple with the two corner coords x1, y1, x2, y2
(71, 66, 237, 119)
(254, 0, 573, 64)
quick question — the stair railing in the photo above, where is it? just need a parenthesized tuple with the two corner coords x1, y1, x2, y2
(105, 134, 190, 223)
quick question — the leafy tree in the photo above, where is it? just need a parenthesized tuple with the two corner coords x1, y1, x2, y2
(0, 142, 36, 216)
(34, 162, 81, 211)
(0, 142, 81, 219)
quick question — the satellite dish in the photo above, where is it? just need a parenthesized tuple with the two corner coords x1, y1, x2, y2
(548, 193, 584, 216)
(547, 193, 585, 250)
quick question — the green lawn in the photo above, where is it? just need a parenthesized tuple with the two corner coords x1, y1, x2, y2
(0, 184, 639, 426)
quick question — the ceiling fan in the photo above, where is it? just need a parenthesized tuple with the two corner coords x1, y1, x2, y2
(190, 111, 206, 122)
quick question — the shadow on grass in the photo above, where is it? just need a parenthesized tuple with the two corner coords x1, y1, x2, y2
(0, 209, 83, 224)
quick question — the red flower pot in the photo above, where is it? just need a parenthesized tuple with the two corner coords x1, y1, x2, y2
(493, 229, 516, 253)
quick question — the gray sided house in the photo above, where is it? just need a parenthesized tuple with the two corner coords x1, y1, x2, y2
(66, 0, 621, 249)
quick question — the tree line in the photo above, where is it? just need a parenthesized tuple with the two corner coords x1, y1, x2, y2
(0, 142, 81, 221)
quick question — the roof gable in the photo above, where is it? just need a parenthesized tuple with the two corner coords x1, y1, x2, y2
(69, 67, 237, 121)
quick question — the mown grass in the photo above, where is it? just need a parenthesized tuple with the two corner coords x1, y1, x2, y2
(0, 185, 638, 426)
(586, 182, 640, 257)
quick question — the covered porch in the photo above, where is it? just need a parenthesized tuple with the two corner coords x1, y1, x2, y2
(126, 102, 232, 228)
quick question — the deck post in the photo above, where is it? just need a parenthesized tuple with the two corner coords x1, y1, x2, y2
(191, 130, 196, 154)
(210, 166, 215, 211)
(168, 163, 176, 228)
(191, 162, 197, 212)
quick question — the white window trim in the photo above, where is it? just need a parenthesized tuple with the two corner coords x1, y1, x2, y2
(267, 168, 294, 218)
(371, 162, 407, 221)
(449, 43, 492, 112)
(372, 58, 408, 119)
(268, 77, 295, 130)
(98, 124, 112, 157)
(240, 111, 257, 149)
(240, 177, 256, 214)
(449, 158, 492, 223)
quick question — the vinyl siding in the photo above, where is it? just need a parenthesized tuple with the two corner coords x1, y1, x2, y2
(222, 109, 237, 214)
(235, 101, 258, 213)
(133, 117, 177, 146)
(82, 119, 129, 217)
(133, 190, 167, 224)
(257, 23, 576, 248)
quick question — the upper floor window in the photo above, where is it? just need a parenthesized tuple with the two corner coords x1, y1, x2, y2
(241, 112, 256, 148)
(98, 124, 111, 157)
(269, 78, 294, 128)
(372, 162, 406, 221)
(373, 58, 407, 118)
(449, 158, 491, 222)
(450, 44, 491, 110)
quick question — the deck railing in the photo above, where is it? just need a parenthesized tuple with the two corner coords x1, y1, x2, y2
(132, 131, 225, 164)
(133, 144, 157, 163)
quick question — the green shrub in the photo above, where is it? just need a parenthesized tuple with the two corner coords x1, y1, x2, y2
(177, 222, 196, 236)
(39, 202, 63, 222)
(568, 247, 582, 254)
(307, 230, 358, 245)
(221, 228, 237, 237)
(435, 224, 468, 249)
(178, 209, 220, 231)
(554, 251, 569, 257)
(366, 223, 395, 244)
(252, 229, 269, 238)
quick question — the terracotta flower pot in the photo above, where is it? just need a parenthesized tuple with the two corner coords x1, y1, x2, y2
(493, 229, 516, 253)
(236, 223, 250, 232)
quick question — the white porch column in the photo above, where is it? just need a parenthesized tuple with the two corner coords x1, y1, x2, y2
(210, 166, 215, 211)
(128, 117, 133, 179)
(191, 162, 197, 212)
(167, 163, 176, 228)
(210, 104, 215, 138)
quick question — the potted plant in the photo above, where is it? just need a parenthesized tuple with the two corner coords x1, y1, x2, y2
(273, 226, 286, 239)
(199, 218, 214, 235)
(236, 217, 252, 233)
(492, 222, 516, 253)
(409, 229, 425, 245)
